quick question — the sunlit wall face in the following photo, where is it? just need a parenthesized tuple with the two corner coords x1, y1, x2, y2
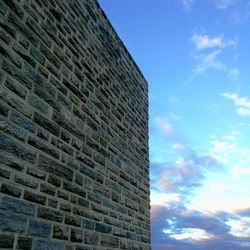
(99, 0, 250, 249)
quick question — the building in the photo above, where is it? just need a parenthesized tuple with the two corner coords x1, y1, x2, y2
(0, 0, 150, 249)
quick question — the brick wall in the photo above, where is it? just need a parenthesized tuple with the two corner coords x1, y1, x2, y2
(0, 0, 150, 249)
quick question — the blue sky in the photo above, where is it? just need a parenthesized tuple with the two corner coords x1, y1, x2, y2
(98, 0, 250, 249)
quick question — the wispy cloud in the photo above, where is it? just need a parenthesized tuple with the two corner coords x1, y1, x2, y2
(182, 0, 194, 13)
(227, 67, 240, 79)
(193, 50, 226, 74)
(214, 0, 250, 23)
(191, 32, 239, 78)
(215, 0, 238, 9)
(222, 92, 250, 116)
(230, 2, 250, 23)
(152, 117, 223, 197)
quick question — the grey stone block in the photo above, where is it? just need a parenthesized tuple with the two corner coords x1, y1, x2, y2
(52, 224, 69, 240)
(0, 182, 21, 197)
(0, 133, 36, 163)
(0, 196, 36, 216)
(16, 236, 33, 250)
(37, 207, 63, 223)
(10, 110, 35, 132)
(0, 210, 27, 233)
(27, 219, 51, 238)
(32, 239, 64, 250)
(95, 222, 112, 234)
(0, 233, 14, 248)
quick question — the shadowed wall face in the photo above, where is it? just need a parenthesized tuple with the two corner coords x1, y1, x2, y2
(0, 0, 150, 249)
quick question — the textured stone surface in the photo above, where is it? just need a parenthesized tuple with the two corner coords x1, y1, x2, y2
(0, 233, 15, 248)
(0, 0, 150, 249)
(27, 219, 51, 238)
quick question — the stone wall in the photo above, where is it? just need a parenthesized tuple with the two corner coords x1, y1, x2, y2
(0, 0, 150, 249)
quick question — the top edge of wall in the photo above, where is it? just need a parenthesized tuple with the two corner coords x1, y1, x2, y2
(95, 0, 148, 88)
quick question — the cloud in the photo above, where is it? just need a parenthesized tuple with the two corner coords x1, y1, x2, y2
(227, 67, 240, 79)
(222, 92, 250, 116)
(151, 203, 250, 250)
(191, 33, 237, 51)
(182, 0, 194, 13)
(154, 117, 184, 142)
(214, 0, 250, 23)
(238, 208, 250, 218)
(151, 204, 250, 250)
(151, 118, 250, 249)
(230, 2, 250, 23)
(193, 50, 226, 74)
(151, 153, 222, 199)
(190, 32, 239, 78)
(215, 0, 238, 9)
(151, 117, 223, 197)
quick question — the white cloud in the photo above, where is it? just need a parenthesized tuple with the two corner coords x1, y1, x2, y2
(182, 0, 194, 13)
(222, 92, 250, 116)
(191, 33, 237, 51)
(223, 93, 250, 108)
(192, 34, 225, 50)
(231, 166, 250, 178)
(191, 33, 239, 78)
(155, 117, 174, 136)
(237, 108, 250, 116)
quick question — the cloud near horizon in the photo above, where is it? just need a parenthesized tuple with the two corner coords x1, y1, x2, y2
(151, 117, 250, 249)
(151, 203, 250, 250)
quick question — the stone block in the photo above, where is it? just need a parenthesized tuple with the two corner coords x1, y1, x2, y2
(0, 168, 11, 179)
(100, 235, 119, 248)
(38, 155, 73, 181)
(16, 236, 33, 250)
(0, 233, 14, 248)
(14, 174, 38, 189)
(0, 182, 21, 197)
(33, 112, 60, 136)
(0, 210, 27, 233)
(84, 230, 98, 245)
(27, 93, 52, 117)
(28, 136, 60, 160)
(30, 46, 45, 65)
(65, 214, 81, 227)
(27, 219, 51, 238)
(32, 239, 64, 250)
(53, 224, 69, 240)
(23, 190, 46, 205)
(9, 110, 36, 132)
(37, 207, 63, 223)
(4, 76, 27, 99)
(0, 116, 27, 141)
(71, 228, 83, 243)
(95, 222, 112, 234)
(0, 196, 36, 216)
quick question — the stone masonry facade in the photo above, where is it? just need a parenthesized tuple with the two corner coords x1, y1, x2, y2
(0, 0, 150, 249)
